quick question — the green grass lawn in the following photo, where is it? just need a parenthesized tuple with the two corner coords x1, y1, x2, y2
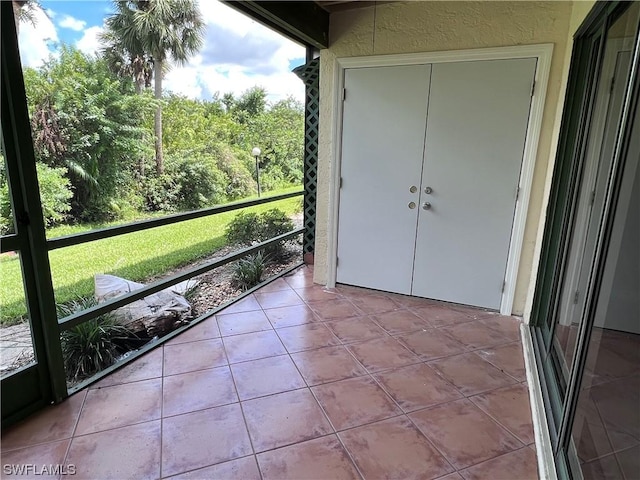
(0, 188, 303, 325)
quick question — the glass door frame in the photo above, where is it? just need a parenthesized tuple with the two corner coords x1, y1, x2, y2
(1, 2, 67, 427)
(530, 0, 640, 476)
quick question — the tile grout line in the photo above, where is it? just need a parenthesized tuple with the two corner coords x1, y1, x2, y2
(5, 272, 547, 480)
(220, 320, 260, 473)
(159, 344, 165, 479)
(265, 299, 407, 479)
(402, 410, 459, 476)
(242, 287, 329, 478)
(466, 385, 532, 428)
(465, 395, 528, 448)
(59, 389, 89, 472)
(159, 453, 258, 480)
(457, 444, 539, 476)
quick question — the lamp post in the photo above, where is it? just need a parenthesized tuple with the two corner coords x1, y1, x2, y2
(252, 146, 262, 197)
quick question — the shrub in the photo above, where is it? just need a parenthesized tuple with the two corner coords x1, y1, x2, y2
(58, 296, 133, 382)
(233, 251, 267, 290)
(140, 173, 180, 212)
(225, 211, 260, 245)
(0, 163, 72, 234)
(225, 208, 294, 258)
(41, 163, 76, 226)
(141, 155, 226, 212)
(216, 147, 255, 200)
(259, 208, 295, 257)
(171, 155, 226, 209)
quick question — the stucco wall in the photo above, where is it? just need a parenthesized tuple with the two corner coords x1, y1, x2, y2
(523, 0, 595, 319)
(315, 0, 594, 316)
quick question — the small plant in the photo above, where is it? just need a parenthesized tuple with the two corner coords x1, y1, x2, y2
(181, 279, 200, 305)
(58, 296, 133, 382)
(225, 211, 260, 245)
(259, 208, 294, 257)
(233, 251, 268, 290)
(225, 208, 294, 259)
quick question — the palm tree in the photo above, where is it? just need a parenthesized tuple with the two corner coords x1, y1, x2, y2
(101, 28, 153, 95)
(13, 0, 39, 35)
(102, 0, 205, 174)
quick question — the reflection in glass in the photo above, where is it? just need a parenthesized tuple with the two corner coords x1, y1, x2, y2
(567, 5, 640, 476)
(570, 96, 639, 479)
(550, 2, 639, 393)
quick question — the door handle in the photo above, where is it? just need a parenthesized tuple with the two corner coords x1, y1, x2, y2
(422, 202, 431, 210)
(408, 202, 416, 209)
(409, 185, 417, 193)
(424, 186, 433, 194)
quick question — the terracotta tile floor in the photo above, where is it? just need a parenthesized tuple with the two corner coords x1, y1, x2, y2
(1, 266, 538, 479)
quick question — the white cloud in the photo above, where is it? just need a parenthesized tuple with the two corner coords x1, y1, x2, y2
(18, 6, 59, 68)
(18, 0, 305, 103)
(59, 15, 86, 31)
(76, 26, 104, 56)
(162, 0, 306, 103)
(199, 1, 260, 37)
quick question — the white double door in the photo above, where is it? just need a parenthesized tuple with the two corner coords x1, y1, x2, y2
(336, 58, 537, 310)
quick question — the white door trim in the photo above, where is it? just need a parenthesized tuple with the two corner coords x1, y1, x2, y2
(326, 44, 554, 315)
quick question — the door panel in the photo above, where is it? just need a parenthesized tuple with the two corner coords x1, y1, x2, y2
(412, 58, 537, 309)
(551, 43, 634, 389)
(337, 65, 431, 294)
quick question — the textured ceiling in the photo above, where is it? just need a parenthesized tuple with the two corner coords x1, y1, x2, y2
(315, 1, 381, 13)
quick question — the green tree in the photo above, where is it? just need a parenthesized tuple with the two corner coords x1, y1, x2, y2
(24, 46, 155, 222)
(102, 0, 205, 174)
(161, 94, 255, 203)
(242, 96, 304, 190)
(232, 86, 267, 124)
(100, 30, 154, 95)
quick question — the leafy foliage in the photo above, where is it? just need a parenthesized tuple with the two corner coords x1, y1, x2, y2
(240, 96, 305, 190)
(24, 46, 155, 222)
(0, 194, 301, 325)
(0, 163, 73, 234)
(102, 0, 206, 173)
(34, 163, 74, 227)
(259, 208, 296, 257)
(21, 52, 303, 222)
(232, 87, 267, 123)
(140, 154, 227, 212)
(233, 251, 267, 290)
(58, 297, 134, 382)
(225, 208, 295, 258)
(225, 211, 261, 246)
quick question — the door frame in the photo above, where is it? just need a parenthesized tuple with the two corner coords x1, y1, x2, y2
(1, 1, 67, 426)
(326, 44, 554, 315)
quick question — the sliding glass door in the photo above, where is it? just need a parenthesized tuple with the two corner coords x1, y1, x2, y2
(531, 1, 639, 478)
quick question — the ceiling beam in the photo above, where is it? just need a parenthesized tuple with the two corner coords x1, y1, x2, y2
(222, 1, 329, 49)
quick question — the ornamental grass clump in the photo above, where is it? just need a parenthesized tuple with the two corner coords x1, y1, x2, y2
(58, 296, 133, 382)
(232, 251, 268, 290)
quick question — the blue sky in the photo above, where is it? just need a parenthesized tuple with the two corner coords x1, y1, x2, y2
(18, 0, 306, 103)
